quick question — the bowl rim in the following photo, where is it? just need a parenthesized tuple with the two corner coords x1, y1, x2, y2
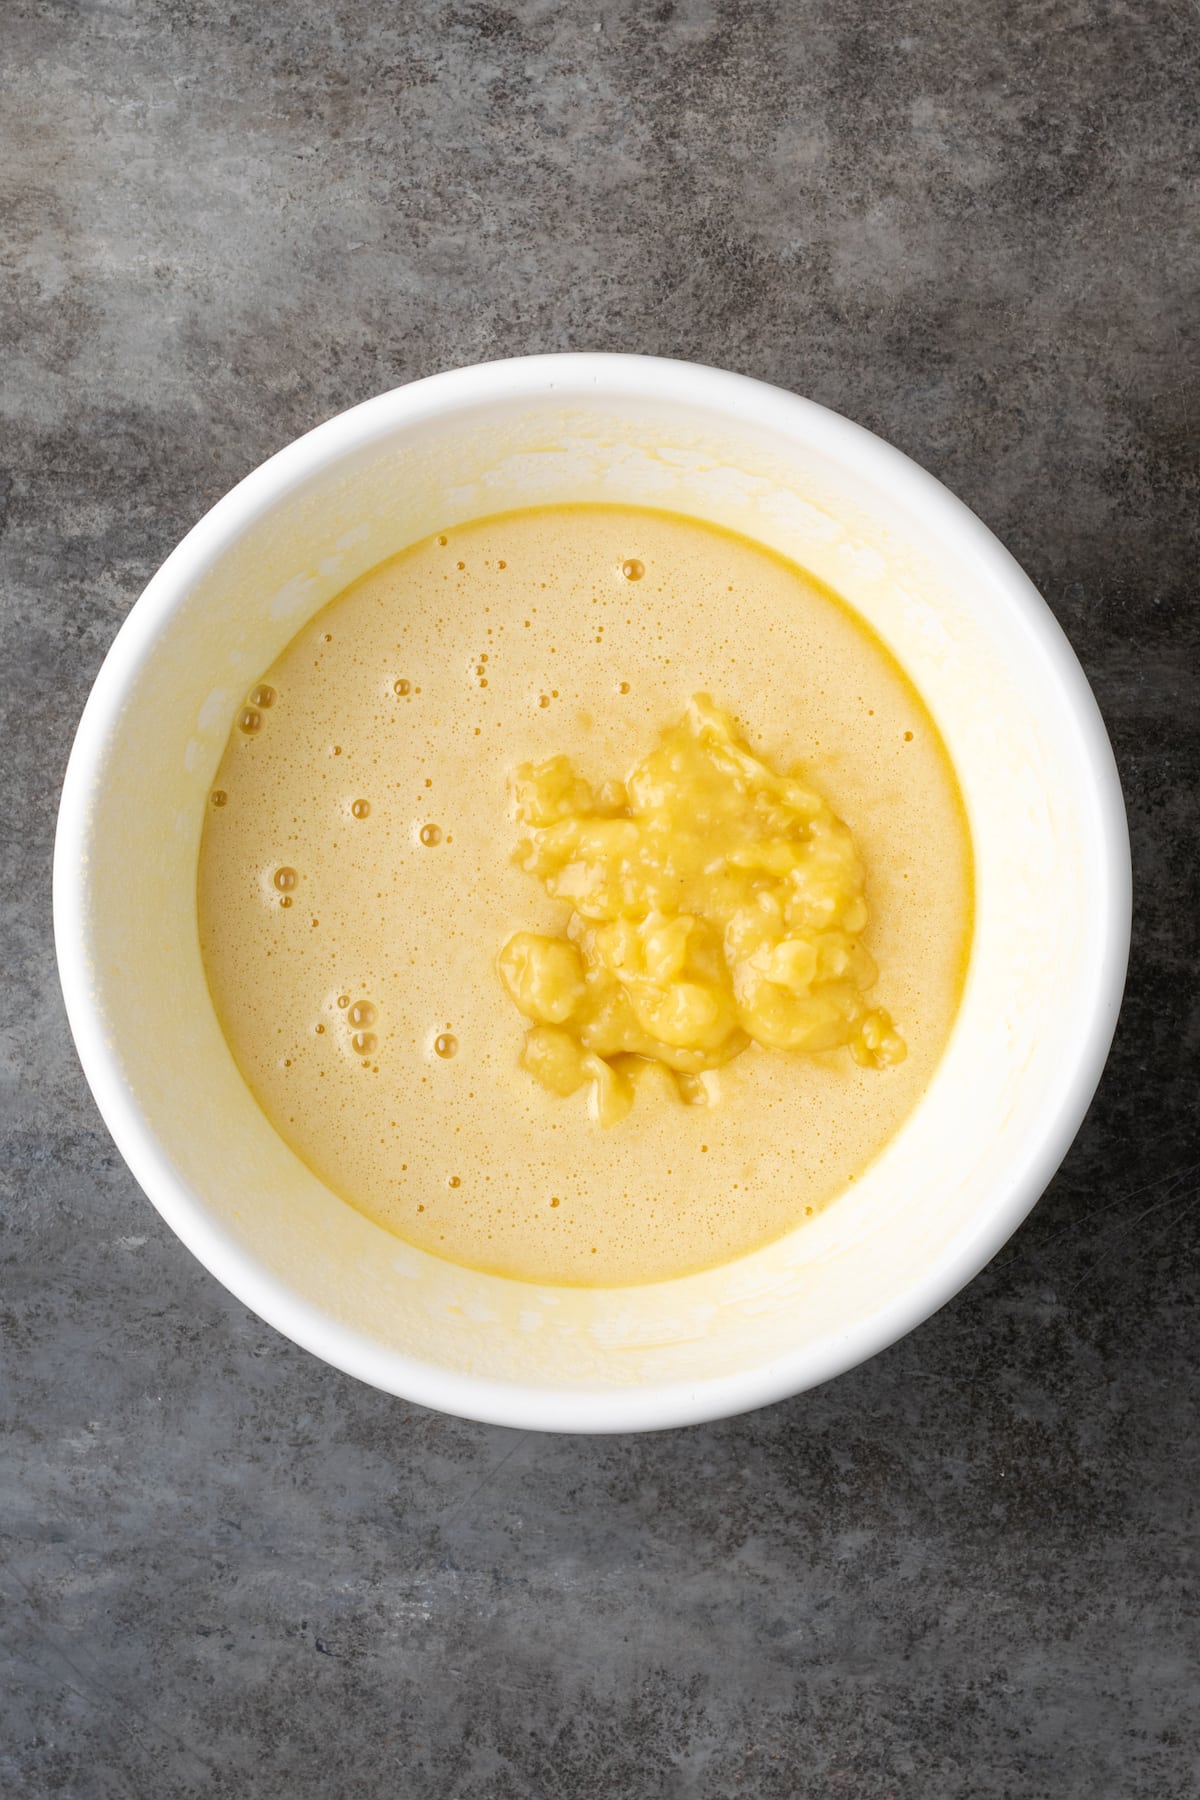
(54, 351, 1131, 1432)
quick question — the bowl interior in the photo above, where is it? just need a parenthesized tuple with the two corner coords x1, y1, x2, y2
(57, 359, 1127, 1428)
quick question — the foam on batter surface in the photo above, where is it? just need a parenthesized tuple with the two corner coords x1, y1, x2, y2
(198, 504, 973, 1286)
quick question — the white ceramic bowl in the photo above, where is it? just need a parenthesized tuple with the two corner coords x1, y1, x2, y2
(55, 354, 1130, 1431)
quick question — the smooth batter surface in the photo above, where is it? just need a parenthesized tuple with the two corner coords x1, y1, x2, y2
(198, 506, 973, 1286)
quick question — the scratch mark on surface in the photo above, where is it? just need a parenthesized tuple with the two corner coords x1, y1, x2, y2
(1039, 1156, 1200, 1255)
(1064, 1167, 1199, 1298)
(0, 1555, 223, 1783)
(435, 1431, 533, 1538)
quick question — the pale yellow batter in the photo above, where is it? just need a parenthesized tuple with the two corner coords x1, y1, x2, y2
(198, 506, 973, 1286)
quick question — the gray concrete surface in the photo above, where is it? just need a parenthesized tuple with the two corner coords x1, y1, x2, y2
(2, 2, 1198, 1795)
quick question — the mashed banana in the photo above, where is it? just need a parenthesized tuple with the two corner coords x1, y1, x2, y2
(500, 694, 904, 1122)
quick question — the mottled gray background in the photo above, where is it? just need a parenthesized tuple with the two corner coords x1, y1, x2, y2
(2, 1, 1197, 1795)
